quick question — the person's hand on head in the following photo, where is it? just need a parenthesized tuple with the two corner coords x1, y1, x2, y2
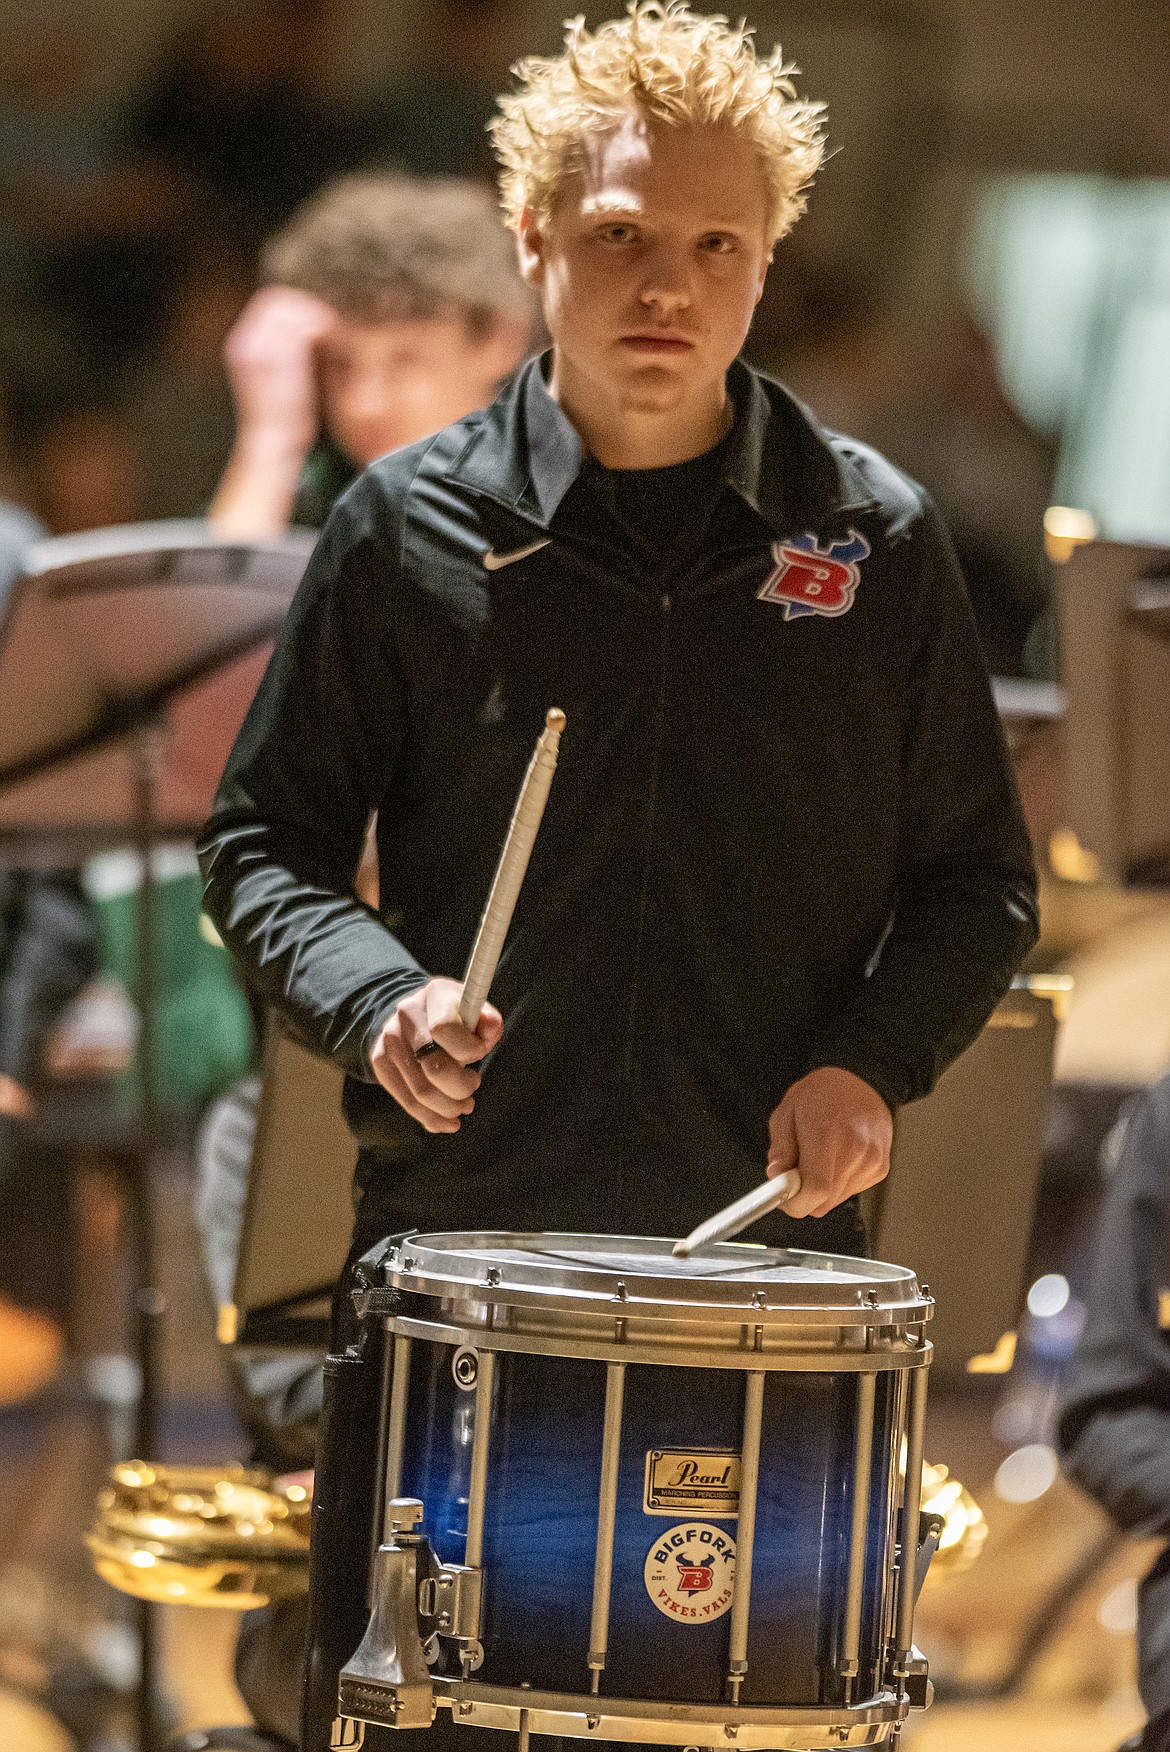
(211, 285, 341, 537)
(766, 1067, 892, 1219)
(222, 285, 340, 455)
(0, 1075, 33, 1120)
(369, 977, 503, 1135)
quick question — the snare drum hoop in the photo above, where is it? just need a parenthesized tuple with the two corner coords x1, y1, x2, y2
(377, 1232, 931, 1322)
(383, 1310, 931, 1373)
(437, 1678, 908, 1747)
(371, 1233, 931, 1372)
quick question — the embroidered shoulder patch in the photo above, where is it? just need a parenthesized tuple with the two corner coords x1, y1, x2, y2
(757, 529, 871, 620)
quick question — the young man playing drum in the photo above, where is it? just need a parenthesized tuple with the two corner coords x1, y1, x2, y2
(199, 5, 1038, 1744)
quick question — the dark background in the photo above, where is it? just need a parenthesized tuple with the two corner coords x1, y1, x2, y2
(2, 0, 1167, 673)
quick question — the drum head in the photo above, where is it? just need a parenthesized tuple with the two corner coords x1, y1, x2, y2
(380, 1231, 923, 1321)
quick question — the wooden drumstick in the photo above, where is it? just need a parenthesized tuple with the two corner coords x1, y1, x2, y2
(672, 1171, 803, 1257)
(458, 708, 566, 1029)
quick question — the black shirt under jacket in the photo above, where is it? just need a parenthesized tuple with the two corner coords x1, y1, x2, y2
(197, 356, 1039, 1243)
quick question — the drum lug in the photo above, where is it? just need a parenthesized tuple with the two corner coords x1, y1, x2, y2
(889, 1630, 931, 1684)
(338, 1529, 436, 1730)
(894, 1645, 932, 1708)
(420, 1561, 484, 1646)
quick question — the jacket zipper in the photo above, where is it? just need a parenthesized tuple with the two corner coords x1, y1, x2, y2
(614, 588, 674, 1221)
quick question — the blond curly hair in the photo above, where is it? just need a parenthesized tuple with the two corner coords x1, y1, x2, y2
(490, 3, 826, 247)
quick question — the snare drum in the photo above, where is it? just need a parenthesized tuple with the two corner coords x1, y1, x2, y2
(339, 1233, 934, 1749)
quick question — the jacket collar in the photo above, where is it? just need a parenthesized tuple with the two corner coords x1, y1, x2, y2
(444, 355, 582, 527)
(445, 352, 879, 536)
(724, 364, 879, 534)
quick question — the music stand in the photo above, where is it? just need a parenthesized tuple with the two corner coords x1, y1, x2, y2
(869, 978, 1060, 1372)
(0, 520, 313, 1750)
(219, 1025, 357, 1351)
(991, 676, 1065, 756)
(1055, 535, 1170, 881)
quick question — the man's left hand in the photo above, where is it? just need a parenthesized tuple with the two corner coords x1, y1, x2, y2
(766, 1067, 892, 1219)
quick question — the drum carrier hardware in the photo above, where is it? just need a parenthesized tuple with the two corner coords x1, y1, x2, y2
(337, 1232, 940, 1750)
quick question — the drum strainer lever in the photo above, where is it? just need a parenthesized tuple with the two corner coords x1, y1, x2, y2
(341, 1498, 486, 1729)
(342, 1500, 436, 1729)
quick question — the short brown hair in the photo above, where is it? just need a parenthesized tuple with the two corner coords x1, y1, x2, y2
(261, 173, 533, 335)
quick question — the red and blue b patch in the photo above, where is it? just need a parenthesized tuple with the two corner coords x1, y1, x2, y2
(757, 530, 871, 620)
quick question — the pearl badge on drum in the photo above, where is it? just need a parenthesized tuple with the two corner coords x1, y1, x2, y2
(644, 1522, 736, 1623)
(644, 1447, 741, 1516)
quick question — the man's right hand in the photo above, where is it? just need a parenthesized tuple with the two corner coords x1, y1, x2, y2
(0, 1074, 33, 1120)
(369, 978, 503, 1134)
(211, 286, 341, 538)
(222, 285, 339, 453)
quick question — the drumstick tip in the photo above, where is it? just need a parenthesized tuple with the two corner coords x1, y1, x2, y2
(545, 707, 566, 732)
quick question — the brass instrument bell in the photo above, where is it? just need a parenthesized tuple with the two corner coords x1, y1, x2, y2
(86, 1461, 311, 1609)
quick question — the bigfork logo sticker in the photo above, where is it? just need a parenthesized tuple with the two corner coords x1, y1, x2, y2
(644, 1521, 736, 1623)
(757, 529, 871, 620)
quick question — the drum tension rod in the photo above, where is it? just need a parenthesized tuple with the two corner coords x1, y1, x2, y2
(382, 1334, 413, 1531)
(893, 1366, 928, 1681)
(588, 1362, 627, 1692)
(459, 1348, 495, 1678)
(726, 1370, 765, 1705)
(465, 1348, 495, 1569)
(369, 1325, 397, 1596)
(838, 1372, 877, 1704)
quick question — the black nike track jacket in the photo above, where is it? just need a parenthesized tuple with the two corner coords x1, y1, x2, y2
(198, 357, 1038, 1244)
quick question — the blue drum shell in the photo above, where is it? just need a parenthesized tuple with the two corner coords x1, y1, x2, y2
(400, 1335, 899, 1706)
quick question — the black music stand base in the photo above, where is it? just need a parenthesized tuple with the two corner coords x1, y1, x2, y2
(129, 719, 167, 1752)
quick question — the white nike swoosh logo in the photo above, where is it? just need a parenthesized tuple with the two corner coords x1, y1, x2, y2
(483, 538, 552, 571)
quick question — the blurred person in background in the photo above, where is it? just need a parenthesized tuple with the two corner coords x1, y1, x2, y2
(775, 275, 1054, 680)
(872, 308, 1056, 678)
(197, 168, 534, 1748)
(1060, 1078, 1170, 1752)
(25, 399, 145, 536)
(777, 269, 902, 451)
(209, 171, 536, 539)
(0, 329, 147, 536)
(123, 232, 253, 521)
(0, 416, 98, 1398)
